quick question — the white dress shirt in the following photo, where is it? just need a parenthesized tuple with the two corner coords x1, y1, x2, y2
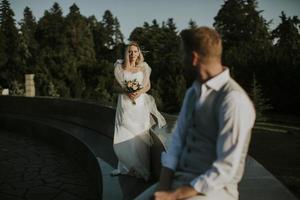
(161, 68, 256, 195)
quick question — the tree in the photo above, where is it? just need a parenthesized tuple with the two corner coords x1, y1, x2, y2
(35, 2, 70, 97)
(129, 19, 185, 112)
(18, 7, 38, 74)
(64, 3, 96, 98)
(214, 0, 272, 91)
(87, 15, 106, 62)
(250, 73, 272, 121)
(272, 12, 300, 67)
(0, 0, 20, 87)
(102, 10, 114, 49)
(113, 17, 125, 60)
(79, 60, 115, 105)
(0, 30, 5, 73)
(269, 12, 300, 114)
(101, 10, 124, 62)
(188, 19, 197, 29)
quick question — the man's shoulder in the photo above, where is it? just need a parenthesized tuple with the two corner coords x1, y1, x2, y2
(185, 86, 195, 98)
(222, 78, 247, 94)
(219, 78, 253, 107)
(180, 86, 196, 109)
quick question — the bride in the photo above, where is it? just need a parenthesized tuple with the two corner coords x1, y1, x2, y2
(112, 41, 166, 181)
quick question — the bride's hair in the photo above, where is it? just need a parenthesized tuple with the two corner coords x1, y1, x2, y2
(123, 41, 144, 69)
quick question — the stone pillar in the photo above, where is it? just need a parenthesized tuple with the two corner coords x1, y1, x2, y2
(25, 74, 35, 97)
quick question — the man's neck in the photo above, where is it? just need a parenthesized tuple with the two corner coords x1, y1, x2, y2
(197, 61, 224, 83)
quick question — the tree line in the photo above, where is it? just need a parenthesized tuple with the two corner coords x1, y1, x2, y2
(0, 0, 299, 118)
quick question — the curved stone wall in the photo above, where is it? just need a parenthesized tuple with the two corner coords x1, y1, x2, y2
(0, 96, 298, 200)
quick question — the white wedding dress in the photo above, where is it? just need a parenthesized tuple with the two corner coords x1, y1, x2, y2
(113, 60, 166, 180)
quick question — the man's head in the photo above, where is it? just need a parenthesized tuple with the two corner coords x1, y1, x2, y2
(180, 27, 222, 70)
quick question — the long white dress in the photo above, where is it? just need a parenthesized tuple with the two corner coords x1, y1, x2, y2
(113, 60, 166, 180)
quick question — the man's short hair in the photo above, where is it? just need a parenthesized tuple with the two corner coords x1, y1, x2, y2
(180, 27, 222, 62)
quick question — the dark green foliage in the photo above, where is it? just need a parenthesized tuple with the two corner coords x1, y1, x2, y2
(129, 18, 186, 112)
(250, 73, 272, 121)
(214, 0, 272, 90)
(64, 3, 96, 98)
(188, 19, 197, 29)
(0, 30, 5, 68)
(268, 12, 300, 113)
(0, 1, 299, 115)
(0, 0, 20, 87)
(19, 7, 38, 74)
(35, 3, 70, 97)
(100, 10, 124, 62)
(79, 60, 115, 105)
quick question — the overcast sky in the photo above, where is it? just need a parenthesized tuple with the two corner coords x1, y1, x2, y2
(9, 0, 300, 40)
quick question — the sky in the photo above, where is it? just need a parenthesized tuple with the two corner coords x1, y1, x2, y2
(9, 0, 300, 41)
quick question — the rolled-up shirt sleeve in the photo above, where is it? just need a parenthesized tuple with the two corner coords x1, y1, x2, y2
(161, 89, 193, 171)
(190, 91, 256, 194)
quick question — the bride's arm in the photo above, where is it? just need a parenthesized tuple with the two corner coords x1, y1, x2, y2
(139, 82, 151, 94)
(113, 78, 136, 100)
(113, 61, 127, 94)
(134, 62, 151, 98)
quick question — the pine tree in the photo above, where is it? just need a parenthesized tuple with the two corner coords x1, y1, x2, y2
(80, 60, 114, 104)
(87, 15, 106, 62)
(0, 0, 20, 87)
(250, 73, 272, 122)
(18, 7, 38, 74)
(35, 2, 70, 97)
(269, 12, 300, 114)
(64, 3, 96, 98)
(272, 12, 300, 67)
(213, 0, 272, 91)
(102, 10, 115, 49)
(129, 19, 185, 112)
(113, 17, 124, 61)
(101, 10, 124, 62)
(0, 29, 6, 71)
(188, 19, 197, 29)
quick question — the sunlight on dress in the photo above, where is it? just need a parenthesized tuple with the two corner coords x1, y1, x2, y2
(113, 60, 166, 180)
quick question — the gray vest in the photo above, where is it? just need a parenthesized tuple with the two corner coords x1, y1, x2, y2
(177, 78, 252, 184)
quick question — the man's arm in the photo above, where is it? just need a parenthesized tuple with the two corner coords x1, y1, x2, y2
(156, 88, 194, 191)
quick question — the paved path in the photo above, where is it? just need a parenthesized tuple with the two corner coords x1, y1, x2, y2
(0, 131, 98, 200)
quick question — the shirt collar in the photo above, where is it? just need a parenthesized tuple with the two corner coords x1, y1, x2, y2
(192, 67, 230, 95)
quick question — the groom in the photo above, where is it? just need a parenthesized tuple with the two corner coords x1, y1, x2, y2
(136, 27, 255, 200)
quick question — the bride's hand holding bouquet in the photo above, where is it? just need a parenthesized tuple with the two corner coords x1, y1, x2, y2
(124, 79, 143, 105)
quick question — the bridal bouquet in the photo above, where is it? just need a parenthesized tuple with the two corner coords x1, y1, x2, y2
(124, 79, 143, 105)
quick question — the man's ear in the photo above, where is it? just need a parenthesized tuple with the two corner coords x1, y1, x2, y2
(191, 51, 199, 67)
